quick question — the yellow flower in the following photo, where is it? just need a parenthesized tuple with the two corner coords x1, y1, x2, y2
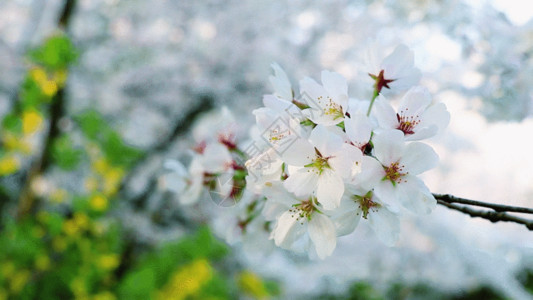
(156, 259, 213, 300)
(9, 270, 31, 294)
(70, 277, 87, 297)
(52, 236, 68, 252)
(63, 219, 79, 236)
(0, 155, 20, 176)
(238, 271, 269, 299)
(35, 255, 51, 271)
(92, 291, 116, 300)
(98, 254, 120, 271)
(1, 262, 15, 278)
(22, 110, 43, 135)
(30, 67, 47, 83)
(90, 194, 108, 212)
(41, 80, 58, 97)
(0, 288, 7, 300)
(74, 213, 90, 229)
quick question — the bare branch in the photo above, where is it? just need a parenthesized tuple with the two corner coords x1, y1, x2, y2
(436, 200, 533, 230)
(434, 193, 533, 214)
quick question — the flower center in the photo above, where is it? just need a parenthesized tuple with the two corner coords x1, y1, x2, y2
(353, 192, 380, 219)
(396, 109, 420, 135)
(304, 149, 331, 175)
(289, 199, 316, 223)
(318, 96, 344, 120)
(383, 161, 407, 185)
(269, 127, 291, 143)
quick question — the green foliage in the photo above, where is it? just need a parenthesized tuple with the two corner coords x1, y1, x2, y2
(1, 114, 22, 135)
(51, 135, 84, 170)
(75, 110, 143, 167)
(28, 34, 78, 70)
(118, 227, 231, 299)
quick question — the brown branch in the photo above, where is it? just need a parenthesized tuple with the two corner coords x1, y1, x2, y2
(17, 0, 77, 218)
(433, 193, 533, 214)
(436, 200, 533, 230)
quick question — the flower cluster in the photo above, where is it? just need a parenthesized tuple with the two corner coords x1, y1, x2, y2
(164, 45, 450, 259)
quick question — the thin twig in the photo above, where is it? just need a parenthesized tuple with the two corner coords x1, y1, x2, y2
(436, 200, 533, 230)
(433, 193, 533, 214)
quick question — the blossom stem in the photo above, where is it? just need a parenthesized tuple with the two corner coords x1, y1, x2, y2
(366, 87, 380, 117)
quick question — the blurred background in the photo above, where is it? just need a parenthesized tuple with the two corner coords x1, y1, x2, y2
(1, 0, 533, 299)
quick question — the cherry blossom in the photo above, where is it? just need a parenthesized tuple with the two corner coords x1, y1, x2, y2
(373, 86, 450, 141)
(362, 130, 438, 214)
(366, 43, 421, 93)
(300, 71, 349, 126)
(282, 125, 362, 210)
(264, 183, 337, 259)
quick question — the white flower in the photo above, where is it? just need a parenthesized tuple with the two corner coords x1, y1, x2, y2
(244, 147, 284, 193)
(344, 108, 374, 151)
(282, 125, 362, 210)
(161, 158, 204, 205)
(331, 186, 400, 246)
(264, 183, 337, 259)
(201, 143, 235, 199)
(299, 70, 349, 126)
(366, 44, 421, 93)
(373, 86, 450, 141)
(192, 106, 238, 147)
(269, 63, 293, 101)
(361, 130, 438, 214)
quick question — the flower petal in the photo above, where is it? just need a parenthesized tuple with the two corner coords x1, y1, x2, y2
(372, 129, 404, 166)
(284, 168, 319, 197)
(398, 86, 431, 117)
(372, 95, 398, 130)
(396, 175, 436, 214)
(308, 213, 337, 259)
(316, 169, 344, 210)
(368, 205, 400, 246)
(269, 63, 293, 101)
(345, 112, 373, 147)
(309, 125, 343, 156)
(400, 142, 438, 175)
(272, 211, 306, 249)
(280, 138, 315, 166)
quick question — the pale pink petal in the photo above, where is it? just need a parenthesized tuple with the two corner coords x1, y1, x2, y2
(367, 205, 400, 246)
(406, 125, 438, 141)
(202, 143, 232, 173)
(388, 68, 421, 91)
(316, 169, 344, 210)
(284, 168, 319, 197)
(381, 44, 414, 79)
(345, 112, 373, 146)
(396, 175, 436, 214)
(309, 125, 343, 157)
(372, 95, 398, 130)
(372, 130, 404, 166)
(400, 142, 438, 175)
(418, 102, 450, 132)
(330, 200, 361, 236)
(273, 211, 306, 249)
(269, 63, 293, 101)
(308, 213, 337, 259)
(373, 180, 400, 211)
(398, 86, 432, 117)
(353, 156, 384, 190)
(321, 70, 348, 109)
(280, 138, 315, 166)
(328, 143, 362, 179)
